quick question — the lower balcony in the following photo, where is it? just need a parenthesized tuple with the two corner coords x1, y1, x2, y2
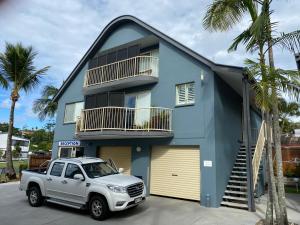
(75, 107, 173, 140)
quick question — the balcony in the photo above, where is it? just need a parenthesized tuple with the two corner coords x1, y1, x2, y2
(83, 56, 159, 95)
(75, 107, 173, 140)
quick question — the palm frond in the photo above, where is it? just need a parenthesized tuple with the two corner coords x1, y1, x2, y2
(32, 84, 59, 121)
(203, 0, 249, 31)
(273, 30, 300, 54)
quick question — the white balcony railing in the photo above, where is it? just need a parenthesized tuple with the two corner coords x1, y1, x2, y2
(84, 56, 159, 87)
(76, 107, 172, 133)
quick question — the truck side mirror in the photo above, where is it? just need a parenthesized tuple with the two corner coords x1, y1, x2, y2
(74, 174, 84, 181)
(118, 168, 124, 173)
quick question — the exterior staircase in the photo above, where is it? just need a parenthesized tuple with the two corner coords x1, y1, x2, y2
(221, 121, 266, 210)
(221, 145, 255, 210)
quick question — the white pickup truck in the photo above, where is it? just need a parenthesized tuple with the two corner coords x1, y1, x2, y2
(20, 157, 146, 220)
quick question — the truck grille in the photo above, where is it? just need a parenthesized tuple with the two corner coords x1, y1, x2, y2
(127, 182, 144, 198)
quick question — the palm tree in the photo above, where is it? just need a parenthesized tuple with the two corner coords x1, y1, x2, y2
(33, 85, 58, 121)
(0, 42, 49, 179)
(203, 1, 300, 224)
(278, 98, 300, 133)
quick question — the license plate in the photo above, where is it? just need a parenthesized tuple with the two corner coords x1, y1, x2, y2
(134, 197, 142, 204)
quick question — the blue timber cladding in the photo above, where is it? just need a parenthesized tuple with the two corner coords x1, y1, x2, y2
(52, 18, 261, 208)
(214, 74, 243, 206)
(53, 64, 87, 153)
(98, 23, 151, 52)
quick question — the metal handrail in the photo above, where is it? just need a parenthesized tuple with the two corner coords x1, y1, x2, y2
(252, 120, 266, 189)
(84, 56, 159, 87)
(76, 106, 172, 133)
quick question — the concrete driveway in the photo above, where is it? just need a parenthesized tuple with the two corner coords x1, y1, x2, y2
(0, 182, 299, 225)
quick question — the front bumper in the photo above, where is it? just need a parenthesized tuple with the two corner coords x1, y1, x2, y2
(109, 187, 146, 211)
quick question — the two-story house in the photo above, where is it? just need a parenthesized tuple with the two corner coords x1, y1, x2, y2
(52, 16, 265, 211)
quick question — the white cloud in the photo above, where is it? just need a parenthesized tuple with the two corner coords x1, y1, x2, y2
(1, 98, 21, 109)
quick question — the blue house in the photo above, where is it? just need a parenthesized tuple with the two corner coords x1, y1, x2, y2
(52, 16, 264, 210)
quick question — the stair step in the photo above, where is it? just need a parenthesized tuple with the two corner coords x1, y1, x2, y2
(223, 195, 248, 201)
(227, 185, 247, 189)
(235, 162, 246, 165)
(232, 171, 247, 174)
(230, 175, 247, 179)
(236, 159, 246, 162)
(228, 180, 247, 184)
(221, 201, 248, 209)
(225, 190, 247, 195)
(233, 166, 246, 170)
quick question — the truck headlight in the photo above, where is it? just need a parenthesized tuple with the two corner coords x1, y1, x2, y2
(107, 184, 127, 193)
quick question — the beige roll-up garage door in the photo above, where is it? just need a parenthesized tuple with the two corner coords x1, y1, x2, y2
(98, 146, 132, 175)
(150, 146, 200, 201)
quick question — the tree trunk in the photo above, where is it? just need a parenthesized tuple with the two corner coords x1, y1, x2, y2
(273, 102, 288, 225)
(266, 112, 281, 223)
(6, 98, 17, 179)
(264, 0, 288, 223)
(265, 115, 274, 225)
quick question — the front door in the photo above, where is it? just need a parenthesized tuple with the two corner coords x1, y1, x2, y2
(61, 163, 86, 204)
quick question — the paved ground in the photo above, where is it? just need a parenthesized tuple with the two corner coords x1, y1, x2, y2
(0, 182, 299, 225)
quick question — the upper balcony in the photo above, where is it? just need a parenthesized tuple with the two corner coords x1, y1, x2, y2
(75, 106, 173, 140)
(83, 56, 159, 95)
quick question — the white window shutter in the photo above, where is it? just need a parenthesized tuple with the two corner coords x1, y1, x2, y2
(176, 82, 195, 105)
(187, 83, 195, 103)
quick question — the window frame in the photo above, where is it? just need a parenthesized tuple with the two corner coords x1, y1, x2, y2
(64, 163, 85, 180)
(50, 162, 65, 177)
(63, 101, 84, 124)
(175, 82, 195, 106)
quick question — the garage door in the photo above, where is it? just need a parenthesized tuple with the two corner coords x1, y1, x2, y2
(98, 146, 132, 175)
(150, 146, 200, 201)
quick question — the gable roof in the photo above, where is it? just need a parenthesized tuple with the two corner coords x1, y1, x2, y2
(53, 15, 244, 102)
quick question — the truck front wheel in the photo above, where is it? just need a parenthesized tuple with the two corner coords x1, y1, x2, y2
(28, 186, 43, 207)
(89, 195, 109, 220)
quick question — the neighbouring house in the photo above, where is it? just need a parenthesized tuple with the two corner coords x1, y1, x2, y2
(281, 134, 300, 177)
(52, 16, 265, 210)
(0, 133, 30, 158)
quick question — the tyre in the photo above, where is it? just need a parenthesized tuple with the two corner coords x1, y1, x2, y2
(89, 195, 109, 220)
(27, 186, 43, 207)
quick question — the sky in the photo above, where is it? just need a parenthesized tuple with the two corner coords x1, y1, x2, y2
(0, 0, 299, 129)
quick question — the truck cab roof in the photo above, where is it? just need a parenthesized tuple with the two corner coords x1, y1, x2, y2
(55, 157, 105, 164)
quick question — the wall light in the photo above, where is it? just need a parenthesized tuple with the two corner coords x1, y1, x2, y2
(200, 70, 205, 81)
(136, 146, 142, 152)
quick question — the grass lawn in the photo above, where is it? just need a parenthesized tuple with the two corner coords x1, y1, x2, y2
(0, 160, 28, 174)
(285, 186, 300, 194)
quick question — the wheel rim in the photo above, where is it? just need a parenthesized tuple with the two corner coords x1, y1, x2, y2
(30, 190, 38, 204)
(91, 199, 102, 217)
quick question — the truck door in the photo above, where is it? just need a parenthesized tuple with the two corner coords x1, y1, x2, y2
(61, 163, 86, 204)
(45, 162, 66, 199)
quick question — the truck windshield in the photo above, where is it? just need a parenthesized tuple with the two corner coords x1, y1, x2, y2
(82, 162, 118, 178)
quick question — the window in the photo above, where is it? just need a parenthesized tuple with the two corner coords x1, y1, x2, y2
(64, 102, 84, 123)
(82, 162, 118, 178)
(58, 147, 84, 158)
(176, 82, 195, 105)
(59, 147, 73, 158)
(65, 163, 84, 179)
(50, 162, 65, 177)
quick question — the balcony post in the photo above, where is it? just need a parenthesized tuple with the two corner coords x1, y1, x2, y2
(116, 61, 119, 80)
(101, 108, 104, 131)
(134, 57, 137, 76)
(148, 108, 151, 132)
(124, 108, 127, 131)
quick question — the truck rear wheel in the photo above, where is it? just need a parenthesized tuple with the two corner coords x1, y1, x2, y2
(89, 195, 109, 220)
(28, 186, 43, 207)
